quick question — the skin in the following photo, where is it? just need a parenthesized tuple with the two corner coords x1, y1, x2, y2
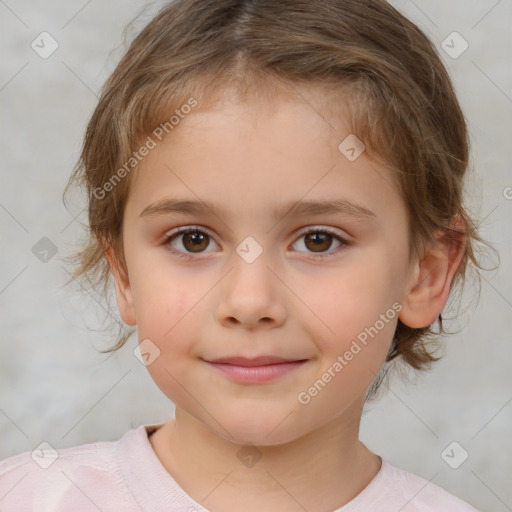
(105, 88, 465, 512)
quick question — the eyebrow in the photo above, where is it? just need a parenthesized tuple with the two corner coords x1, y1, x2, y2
(139, 197, 376, 222)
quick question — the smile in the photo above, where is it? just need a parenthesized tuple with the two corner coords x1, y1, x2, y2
(204, 359, 309, 384)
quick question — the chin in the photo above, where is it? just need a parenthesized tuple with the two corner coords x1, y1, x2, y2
(208, 408, 305, 447)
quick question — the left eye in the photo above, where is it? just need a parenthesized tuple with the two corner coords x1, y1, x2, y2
(291, 228, 348, 258)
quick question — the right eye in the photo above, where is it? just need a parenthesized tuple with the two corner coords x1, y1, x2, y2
(163, 226, 220, 259)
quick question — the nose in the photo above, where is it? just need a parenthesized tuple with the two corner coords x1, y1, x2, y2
(215, 250, 287, 330)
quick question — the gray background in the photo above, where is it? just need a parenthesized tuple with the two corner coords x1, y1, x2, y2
(0, 1, 511, 510)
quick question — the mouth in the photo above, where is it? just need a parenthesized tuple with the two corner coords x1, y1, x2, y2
(202, 356, 309, 384)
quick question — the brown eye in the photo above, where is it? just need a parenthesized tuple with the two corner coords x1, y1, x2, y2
(303, 232, 334, 253)
(292, 228, 347, 259)
(165, 228, 219, 256)
(181, 231, 209, 252)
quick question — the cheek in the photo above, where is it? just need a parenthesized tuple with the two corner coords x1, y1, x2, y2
(296, 253, 399, 340)
(293, 256, 400, 393)
(128, 246, 196, 325)
(135, 286, 201, 399)
(128, 261, 191, 343)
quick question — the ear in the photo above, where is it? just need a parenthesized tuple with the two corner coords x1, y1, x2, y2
(104, 242, 137, 326)
(399, 218, 466, 329)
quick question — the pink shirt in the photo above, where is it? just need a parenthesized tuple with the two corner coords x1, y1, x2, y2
(0, 424, 478, 511)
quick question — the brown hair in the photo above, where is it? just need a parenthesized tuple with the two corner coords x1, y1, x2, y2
(63, 0, 494, 400)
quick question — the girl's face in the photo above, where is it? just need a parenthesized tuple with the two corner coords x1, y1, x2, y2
(110, 92, 418, 445)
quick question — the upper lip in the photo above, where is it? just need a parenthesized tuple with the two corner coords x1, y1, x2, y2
(204, 356, 307, 367)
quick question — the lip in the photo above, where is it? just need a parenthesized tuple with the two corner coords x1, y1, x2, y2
(205, 356, 304, 366)
(203, 356, 309, 384)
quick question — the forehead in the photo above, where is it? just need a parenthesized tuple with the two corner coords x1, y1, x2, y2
(125, 94, 401, 224)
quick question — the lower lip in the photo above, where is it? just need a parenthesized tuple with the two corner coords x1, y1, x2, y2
(206, 361, 307, 383)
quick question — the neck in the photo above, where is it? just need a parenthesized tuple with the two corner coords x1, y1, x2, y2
(149, 404, 381, 512)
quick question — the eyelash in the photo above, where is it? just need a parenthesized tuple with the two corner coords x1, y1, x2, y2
(163, 225, 350, 261)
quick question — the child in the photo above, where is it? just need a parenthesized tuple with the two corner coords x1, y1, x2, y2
(0, 0, 489, 510)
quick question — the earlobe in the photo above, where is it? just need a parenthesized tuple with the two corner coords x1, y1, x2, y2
(399, 223, 466, 329)
(104, 244, 137, 326)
